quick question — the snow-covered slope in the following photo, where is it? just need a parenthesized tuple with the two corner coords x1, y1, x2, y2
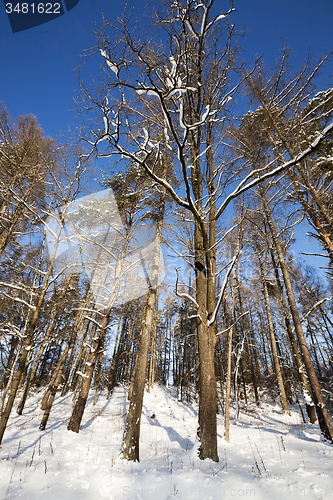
(0, 384, 332, 499)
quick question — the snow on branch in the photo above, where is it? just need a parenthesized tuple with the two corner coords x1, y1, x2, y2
(216, 311, 250, 337)
(73, 307, 105, 317)
(84, 316, 103, 329)
(174, 267, 199, 309)
(300, 252, 330, 258)
(208, 252, 240, 327)
(0, 282, 37, 296)
(205, 7, 236, 32)
(1, 293, 36, 311)
(215, 121, 333, 220)
(300, 297, 332, 323)
(209, 223, 239, 251)
(100, 49, 119, 77)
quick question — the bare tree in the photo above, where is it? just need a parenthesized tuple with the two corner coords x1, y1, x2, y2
(0, 105, 57, 258)
(245, 54, 333, 272)
(0, 154, 84, 445)
(75, 0, 333, 458)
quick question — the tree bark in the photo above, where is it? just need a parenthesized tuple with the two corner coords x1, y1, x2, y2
(39, 338, 72, 430)
(121, 186, 165, 461)
(67, 314, 108, 433)
(120, 286, 157, 461)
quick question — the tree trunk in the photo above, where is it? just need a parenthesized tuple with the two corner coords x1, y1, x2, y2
(0, 220, 64, 445)
(194, 218, 218, 462)
(106, 308, 123, 399)
(67, 314, 108, 433)
(39, 338, 72, 430)
(261, 191, 333, 442)
(238, 286, 260, 405)
(61, 316, 86, 397)
(224, 263, 238, 442)
(0, 339, 22, 415)
(16, 298, 67, 415)
(148, 321, 157, 393)
(120, 286, 157, 461)
(68, 320, 94, 393)
(258, 250, 291, 415)
(121, 187, 165, 461)
(1, 336, 19, 389)
(269, 246, 316, 423)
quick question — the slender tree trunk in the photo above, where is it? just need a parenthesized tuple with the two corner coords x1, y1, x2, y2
(0, 220, 64, 445)
(69, 321, 94, 393)
(39, 337, 73, 430)
(108, 315, 128, 396)
(106, 307, 122, 399)
(0, 340, 22, 414)
(120, 286, 157, 461)
(269, 246, 316, 423)
(16, 294, 72, 414)
(238, 287, 260, 405)
(247, 306, 262, 387)
(1, 336, 19, 389)
(67, 314, 108, 433)
(261, 191, 333, 441)
(307, 322, 323, 377)
(61, 316, 86, 397)
(40, 338, 67, 411)
(258, 250, 291, 415)
(148, 321, 157, 393)
(121, 187, 165, 461)
(224, 263, 238, 442)
(93, 341, 104, 406)
(60, 288, 92, 397)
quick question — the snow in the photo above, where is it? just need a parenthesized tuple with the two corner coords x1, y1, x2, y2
(103, 116, 108, 134)
(168, 57, 177, 78)
(99, 49, 119, 76)
(0, 384, 333, 499)
(215, 13, 227, 21)
(201, 105, 210, 122)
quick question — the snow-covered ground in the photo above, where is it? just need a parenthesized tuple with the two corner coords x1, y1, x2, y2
(0, 384, 332, 499)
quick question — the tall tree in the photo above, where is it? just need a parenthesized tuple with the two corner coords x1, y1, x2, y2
(77, 0, 333, 459)
(0, 149, 85, 445)
(0, 106, 56, 258)
(245, 55, 333, 272)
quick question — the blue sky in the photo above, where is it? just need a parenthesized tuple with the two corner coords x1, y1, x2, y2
(0, 0, 332, 278)
(0, 0, 332, 139)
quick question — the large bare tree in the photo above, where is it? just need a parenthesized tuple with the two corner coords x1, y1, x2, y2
(76, 0, 333, 459)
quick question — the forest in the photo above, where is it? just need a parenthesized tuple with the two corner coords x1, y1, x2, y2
(0, 0, 333, 478)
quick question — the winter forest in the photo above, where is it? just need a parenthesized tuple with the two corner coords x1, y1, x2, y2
(1, 1, 333, 498)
